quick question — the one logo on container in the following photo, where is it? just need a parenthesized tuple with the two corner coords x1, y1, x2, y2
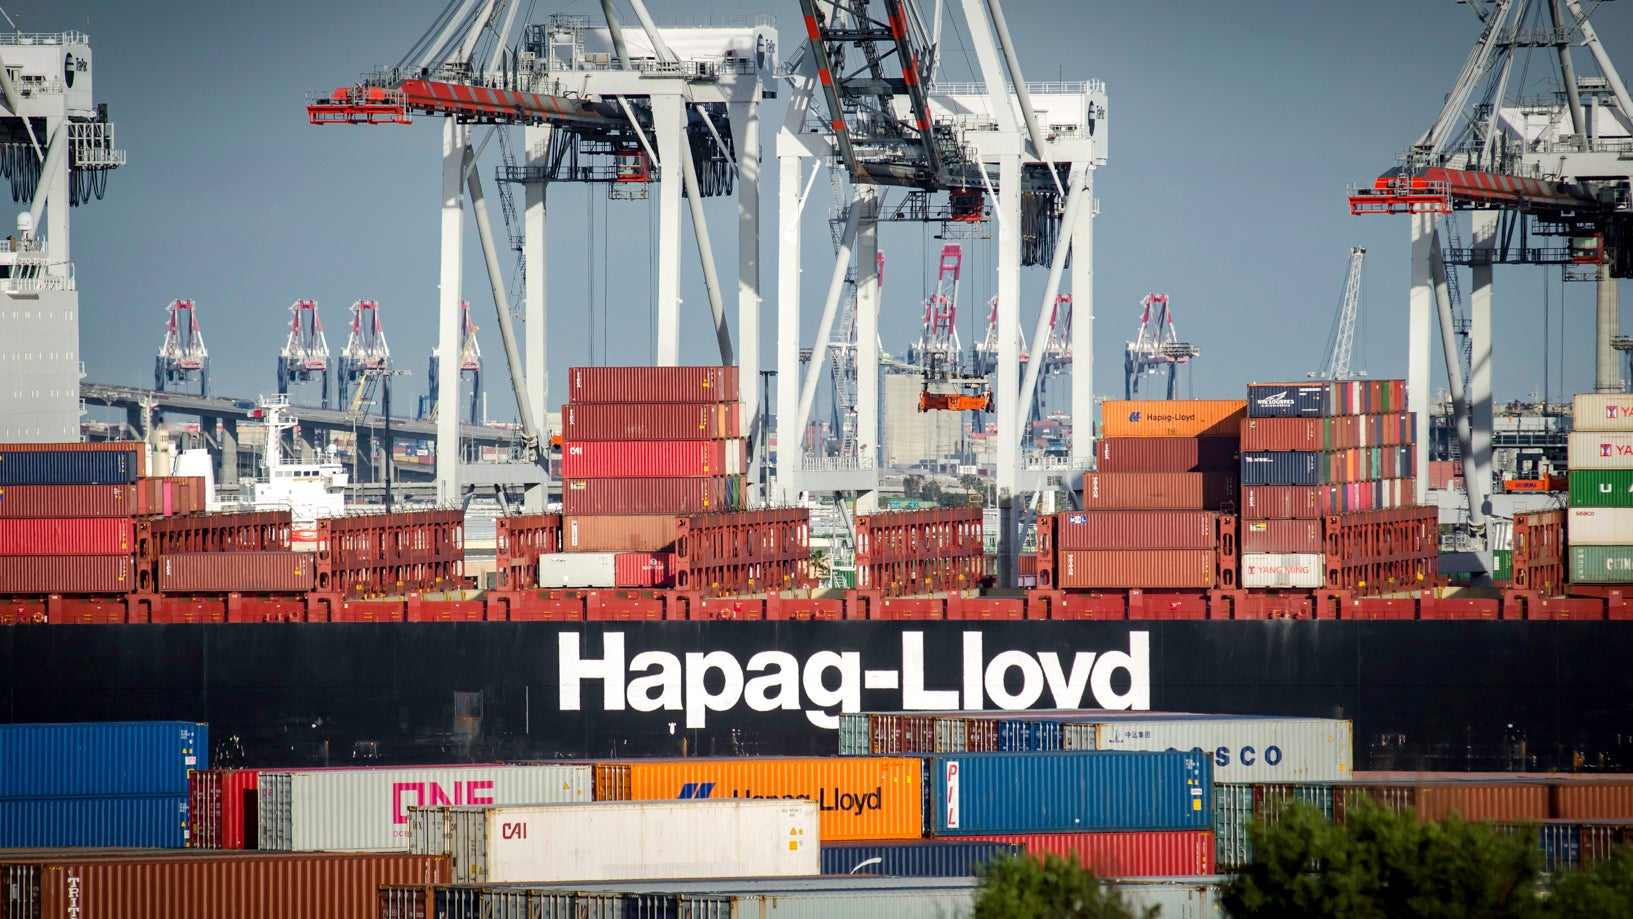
(392, 779, 494, 824)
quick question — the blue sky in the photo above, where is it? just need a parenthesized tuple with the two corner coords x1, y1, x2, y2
(25, 0, 1631, 419)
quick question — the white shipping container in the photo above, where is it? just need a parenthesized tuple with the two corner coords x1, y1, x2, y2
(1094, 715, 1352, 782)
(1240, 553, 1325, 589)
(258, 764, 592, 852)
(412, 799, 819, 883)
(538, 552, 617, 588)
(1568, 432, 1633, 470)
(1574, 393, 1633, 432)
(1567, 507, 1633, 546)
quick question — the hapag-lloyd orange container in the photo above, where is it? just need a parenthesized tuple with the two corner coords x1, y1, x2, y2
(1100, 400, 1247, 438)
(594, 757, 922, 841)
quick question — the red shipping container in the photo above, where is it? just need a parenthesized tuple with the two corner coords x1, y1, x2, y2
(614, 552, 676, 587)
(561, 440, 745, 478)
(1242, 518, 1323, 554)
(561, 514, 678, 551)
(568, 365, 737, 403)
(962, 831, 1214, 876)
(1057, 549, 1217, 589)
(1052, 511, 1220, 550)
(158, 552, 315, 593)
(1095, 438, 1239, 472)
(0, 484, 137, 518)
(562, 402, 742, 440)
(0, 555, 135, 593)
(0, 518, 133, 555)
(189, 769, 261, 849)
(562, 476, 741, 515)
(1080, 473, 1237, 510)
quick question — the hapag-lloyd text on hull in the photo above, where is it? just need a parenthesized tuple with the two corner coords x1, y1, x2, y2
(559, 630, 1151, 729)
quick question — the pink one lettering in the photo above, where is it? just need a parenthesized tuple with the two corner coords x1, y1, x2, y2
(393, 780, 498, 823)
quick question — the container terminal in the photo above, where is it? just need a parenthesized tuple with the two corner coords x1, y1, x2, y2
(1, 0, 1633, 915)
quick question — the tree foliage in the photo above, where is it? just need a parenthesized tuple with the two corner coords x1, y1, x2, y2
(1544, 847, 1633, 917)
(973, 852, 1157, 919)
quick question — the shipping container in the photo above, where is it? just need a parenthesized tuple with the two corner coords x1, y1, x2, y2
(560, 515, 677, 552)
(0, 795, 191, 847)
(0, 483, 137, 518)
(926, 751, 1212, 835)
(1095, 438, 1240, 473)
(1552, 782, 1633, 820)
(1241, 519, 1323, 554)
(1242, 480, 1412, 518)
(411, 799, 820, 883)
(257, 765, 592, 852)
(594, 757, 923, 842)
(0, 850, 449, 919)
(158, 551, 315, 593)
(1246, 383, 1332, 418)
(561, 476, 743, 515)
(562, 401, 742, 441)
(0, 555, 135, 594)
(1569, 545, 1633, 584)
(538, 552, 617, 588)
(1052, 511, 1221, 550)
(560, 440, 745, 478)
(1241, 413, 1415, 452)
(1570, 470, 1633, 507)
(614, 551, 674, 588)
(1568, 431, 1633, 470)
(1567, 508, 1633, 546)
(568, 366, 737, 404)
(0, 448, 139, 485)
(1213, 782, 1335, 869)
(190, 768, 260, 849)
(0, 517, 133, 555)
(820, 840, 1021, 877)
(1574, 392, 1633, 432)
(1099, 401, 1246, 439)
(1339, 782, 1551, 822)
(1093, 716, 1351, 783)
(959, 830, 1216, 877)
(0, 721, 206, 798)
(1057, 549, 1218, 589)
(1241, 553, 1325, 589)
(1080, 472, 1237, 510)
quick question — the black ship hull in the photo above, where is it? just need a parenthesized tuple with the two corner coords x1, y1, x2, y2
(6, 622, 1631, 772)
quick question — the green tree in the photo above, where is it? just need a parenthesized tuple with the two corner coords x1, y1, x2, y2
(1223, 799, 1545, 919)
(973, 852, 1156, 919)
(1544, 847, 1633, 917)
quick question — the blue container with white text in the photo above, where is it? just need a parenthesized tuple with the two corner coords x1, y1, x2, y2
(0, 721, 208, 798)
(926, 751, 1212, 835)
(822, 840, 1023, 876)
(0, 794, 191, 847)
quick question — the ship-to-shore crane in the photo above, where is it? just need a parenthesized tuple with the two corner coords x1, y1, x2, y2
(914, 244, 992, 412)
(425, 301, 482, 425)
(155, 299, 209, 397)
(1124, 293, 1198, 400)
(1309, 247, 1367, 381)
(337, 299, 391, 414)
(277, 300, 332, 409)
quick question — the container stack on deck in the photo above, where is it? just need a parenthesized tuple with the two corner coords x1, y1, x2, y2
(1568, 392, 1633, 583)
(1239, 380, 1434, 593)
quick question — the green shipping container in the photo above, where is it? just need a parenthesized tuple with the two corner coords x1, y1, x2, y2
(1570, 545, 1633, 584)
(1492, 550, 1513, 582)
(1571, 470, 1633, 508)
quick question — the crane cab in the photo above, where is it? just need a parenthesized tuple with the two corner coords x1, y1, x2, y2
(1570, 233, 1604, 265)
(615, 151, 650, 183)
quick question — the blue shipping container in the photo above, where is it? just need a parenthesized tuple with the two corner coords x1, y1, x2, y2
(0, 450, 138, 485)
(997, 719, 1063, 752)
(0, 794, 190, 847)
(0, 721, 207, 798)
(1247, 384, 1330, 418)
(1242, 452, 1322, 486)
(927, 751, 1213, 835)
(822, 840, 1023, 877)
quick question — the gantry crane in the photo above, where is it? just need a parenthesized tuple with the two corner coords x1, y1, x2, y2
(276, 300, 332, 409)
(914, 244, 992, 412)
(337, 300, 391, 415)
(155, 299, 209, 397)
(1124, 294, 1198, 400)
(426, 301, 482, 425)
(1310, 247, 1367, 381)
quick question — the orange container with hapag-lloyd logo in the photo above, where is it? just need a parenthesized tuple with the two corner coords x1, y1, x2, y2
(592, 757, 922, 841)
(1100, 400, 1247, 439)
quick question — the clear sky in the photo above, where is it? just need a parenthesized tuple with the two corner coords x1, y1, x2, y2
(24, 0, 1632, 422)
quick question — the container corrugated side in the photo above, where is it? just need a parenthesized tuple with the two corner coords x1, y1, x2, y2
(538, 552, 617, 588)
(412, 799, 819, 883)
(1241, 519, 1323, 554)
(1057, 550, 1217, 589)
(560, 440, 745, 478)
(568, 366, 737, 403)
(1551, 782, 1633, 820)
(1569, 545, 1633, 584)
(0, 518, 133, 555)
(257, 765, 592, 852)
(1570, 470, 1633, 507)
(0, 721, 207, 798)
(1567, 508, 1633, 546)
(392, 878, 983, 919)
(0, 448, 139, 485)
(1052, 511, 1219, 550)
(599, 757, 923, 841)
(0, 484, 137, 517)
(1095, 438, 1240, 472)
(562, 402, 742, 440)
(189, 768, 260, 850)
(0, 794, 190, 847)
(560, 514, 677, 552)
(158, 551, 315, 593)
(1093, 717, 1351, 783)
(1080, 472, 1237, 510)
(1099, 401, 1246, 438)
(1568, 432, 1633, 470)
(0, 555, 136, 593)
(1241, 553, 1325, 589)
(820, 840, 1021, 876)
(614, 552, 674, 588)
(1247, 383, 1332, 418)
(927, 751, 1212, 835)
(959, 831, 1215, 876)
(561, 476, 742, 515)
(1214, 782, 1336, 868)
(1338, 782, 1550, 822)
(1574, 393, 1633, 431)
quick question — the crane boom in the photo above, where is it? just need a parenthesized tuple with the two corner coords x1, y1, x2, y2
(1312, 247, 1366, 380)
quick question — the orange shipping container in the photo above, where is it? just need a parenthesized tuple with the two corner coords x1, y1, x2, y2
(1552, 782, 1633, 821)
(561, 514, 678, 552)
(1100, 400, 1247, 439)
(594, 757, 922, 841)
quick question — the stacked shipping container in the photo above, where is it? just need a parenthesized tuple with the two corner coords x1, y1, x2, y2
(1568, 393, 1633, 582)
(0, 443, 145, 594)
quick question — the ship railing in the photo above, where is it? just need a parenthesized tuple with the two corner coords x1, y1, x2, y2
(0, 31, 87, 45)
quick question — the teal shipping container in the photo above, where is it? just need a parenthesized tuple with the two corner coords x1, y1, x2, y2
(926, 751, 1212, 835)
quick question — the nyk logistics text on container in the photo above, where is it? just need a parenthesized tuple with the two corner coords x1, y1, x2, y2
(558, 630, 1151, 728)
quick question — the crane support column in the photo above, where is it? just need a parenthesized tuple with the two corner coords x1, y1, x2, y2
(1019, 165, 1087, 432)
(730, 93, 763, 502)
(775, 154, 804, 502)
(996, 153, 1022, 588)
(523, 125, 551, 511)
(1430, 232, 1485, 531)
(652, 93, 685, 365)
(794, 201, 863, 457)
(1598, 264, 1622, 392)
(219, 419, 239, 488)
(1070, 168, 1095, 469)
(855, 186, 880, 511)
(437, 118, 467, 505)
(1470, 211, 1496, 516)
(1408, 214, 1434, 506)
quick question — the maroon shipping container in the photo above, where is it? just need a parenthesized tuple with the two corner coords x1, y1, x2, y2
(1553, 783, 1633, 821)
(1080, 472, 1237, 510)
(561, 514, 678, 552)
(1052, 510, 1220, 550)
(562, 476, 740, 515)
(1242, 518, 1323, 554)
(0, 850, 449, 919)
(568, 365, 737, 403)
(0, 440, 147, 476)
(1095, 437, 1239, 473)
(0, 484, 138, 518)
(560, 440, 745, 479)
(614, 551, 676, 587)
(1057, 549, 1217, 589)
(562, 401, 742, 440)
(189, 769, 260, 849)
(961, 831, 1214, 876)
(136, 476, 209, 517)
(158, 552, 315, 593)
(1339, 783, 1550, 822)
(0, 555, 135, 594)
(0, 517, 133, 555)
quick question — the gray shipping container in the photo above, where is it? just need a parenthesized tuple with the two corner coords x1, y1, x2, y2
(537, 552, 617, 588)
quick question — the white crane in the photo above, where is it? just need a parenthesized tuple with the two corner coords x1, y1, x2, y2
(1310, 246, 1366, 380)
